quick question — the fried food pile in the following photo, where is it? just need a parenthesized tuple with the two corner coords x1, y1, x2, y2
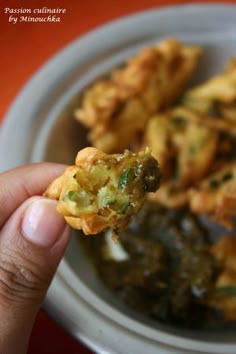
(44, 147, 161, 235)
(75, 38, 236, 229)
(75, 39, 202, 153)
(72, 38, 236, 325)
(145, 60, 236, 228)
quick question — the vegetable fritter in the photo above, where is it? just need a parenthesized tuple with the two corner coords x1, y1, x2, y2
(189, 163, 236, 228)
(183, 58, 236, 113)
(144, 108, 218, 185)
(144, 107, 219, 208)
(44, 147, 161, 235)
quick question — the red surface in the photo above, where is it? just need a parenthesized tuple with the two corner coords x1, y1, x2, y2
(28, 310, 91, 354)
(0, 1, 235, 353)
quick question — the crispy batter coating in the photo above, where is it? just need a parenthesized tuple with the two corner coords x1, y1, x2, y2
(143, 113, 173, 177)
(180, 105, 236, 137)
(206, 236, 236, 321)
(44, 147, 161, 235)
(189, 163, 236, 228)
(183, 58, 236, 113)
(144, 107, 219, 208)
(75, 39, 202, 152)
(148, 182, 188, 208)
(173, 111, 218, 188)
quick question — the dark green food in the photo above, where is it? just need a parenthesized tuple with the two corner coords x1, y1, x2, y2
(117, 201, 131, 215)
(118, 168, 135, 189)
(209, 171, 234, 191)
(222, 172, 233, 182)
(138, 157, 162, 192)
(118, 156, 161, 194)
(209, 179, 221, 190)
(80, 201, 222, 328)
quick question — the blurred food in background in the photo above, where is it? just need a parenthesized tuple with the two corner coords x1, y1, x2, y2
(74, 38, 236, 328)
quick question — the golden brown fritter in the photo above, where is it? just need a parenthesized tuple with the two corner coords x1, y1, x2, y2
(148, 182, 189, 208)
(145, 108, 218, 182)
(183, 58, 236, 113)
(75, 39, 202, 153)
(143, 113, 173, 178)
(189, 163, 236, 229)
(174, 116, 218, 188)
(143, 107, 219, 208)
(44, 147, 161, 235)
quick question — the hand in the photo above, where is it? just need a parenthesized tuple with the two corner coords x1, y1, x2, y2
(0, 163, 70, 354)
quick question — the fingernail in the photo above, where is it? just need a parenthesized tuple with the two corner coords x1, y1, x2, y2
(22, 199, 66, 247)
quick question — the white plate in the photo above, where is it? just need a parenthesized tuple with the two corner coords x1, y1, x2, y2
(1, 4, 236, 354)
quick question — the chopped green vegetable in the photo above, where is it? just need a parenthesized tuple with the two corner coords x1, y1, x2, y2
(209, 179, 220, 190)
(64, 190, 80, 202)
(117, 201, 131, 214)
(209, 172, 233, 190)
(172, 115, 187, 128)
(118, 168, 135, 188)
(222, 172, 233, 182)
(104, 198, 116, 207)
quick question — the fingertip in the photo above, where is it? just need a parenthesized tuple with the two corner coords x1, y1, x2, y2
(21, 198, 67, 247)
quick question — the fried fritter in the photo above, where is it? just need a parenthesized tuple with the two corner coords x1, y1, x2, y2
(148, 182, 188, 208)
(143, 113, 173, 178)
(143, 107, 219, 208)
(44, 147, 161, 235)
(183, 58, 236, 113)
(75, 39, 202, 152)
(189, 163, 236, 229)
(175, 116, 218, 188)
(145, 108, 218, 184)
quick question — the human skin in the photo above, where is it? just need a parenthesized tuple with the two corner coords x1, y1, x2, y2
(0, 163, 70, 354)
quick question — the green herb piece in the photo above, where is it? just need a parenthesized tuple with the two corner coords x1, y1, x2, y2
(209, 179, 220, 190)
(172, 115, 187, 128)
(222, 172, 233, 182)
(118, 168, 135, 188)
(209, 172, 233, 191)
(104, 198, 116, 207)
(117, 201, 131, 214)
(64, 190, 80, 202)
(214, 285, 236, 297)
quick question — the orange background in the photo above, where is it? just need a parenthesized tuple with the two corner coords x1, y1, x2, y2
(0, 1, 235, 353)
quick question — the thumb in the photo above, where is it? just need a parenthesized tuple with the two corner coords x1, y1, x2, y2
(0, 196, 70, 354)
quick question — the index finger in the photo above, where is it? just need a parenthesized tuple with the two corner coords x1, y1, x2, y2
(0, 162, 66, 228)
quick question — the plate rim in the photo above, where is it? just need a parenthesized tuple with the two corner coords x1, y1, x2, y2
(1, 3, 236, 353)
